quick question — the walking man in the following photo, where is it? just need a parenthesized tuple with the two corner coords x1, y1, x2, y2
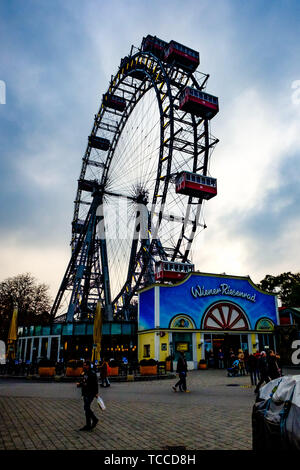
(77, 360, 99, 431)
(254, 351, 270, 394)
(248, 353, 258, 386)
(172, 351, 190, 393)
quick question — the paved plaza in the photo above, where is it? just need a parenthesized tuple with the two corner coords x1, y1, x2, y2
(0, 368, 298, 451)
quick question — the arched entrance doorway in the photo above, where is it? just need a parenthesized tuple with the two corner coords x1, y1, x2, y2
(202, 301, 250, 367)
(169, 314, 196, 365)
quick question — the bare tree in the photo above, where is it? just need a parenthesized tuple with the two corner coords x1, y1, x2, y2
(0, 273, 52, 341)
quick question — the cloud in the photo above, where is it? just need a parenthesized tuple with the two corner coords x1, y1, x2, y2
(193, 84, 300, 283)
(0, 0, 300, 304)
(0, 235, 70, 299)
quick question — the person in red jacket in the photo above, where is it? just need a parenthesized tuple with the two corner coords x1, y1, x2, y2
(99, 358, 110, 387)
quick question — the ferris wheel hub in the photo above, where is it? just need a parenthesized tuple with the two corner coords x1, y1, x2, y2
(134, 187, 149, 205)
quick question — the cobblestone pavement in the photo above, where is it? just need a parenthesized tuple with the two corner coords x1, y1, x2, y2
(0, 368, 298, 451)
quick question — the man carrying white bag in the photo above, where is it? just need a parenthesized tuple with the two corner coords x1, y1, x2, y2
(97, 396, 106, 411)
(77, 360, 100, 431)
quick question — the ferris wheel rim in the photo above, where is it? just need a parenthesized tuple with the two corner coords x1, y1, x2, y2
(72, 49, 212, 311)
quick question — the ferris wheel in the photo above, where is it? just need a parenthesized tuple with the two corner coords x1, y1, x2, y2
(50, 35, 219, 322)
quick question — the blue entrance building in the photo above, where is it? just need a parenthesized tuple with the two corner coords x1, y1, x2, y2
(138, 272, 279, 370)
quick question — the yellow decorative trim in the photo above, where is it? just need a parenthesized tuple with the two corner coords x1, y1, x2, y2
(137, 328, 268, 334)
(137, 271, 276, 296)
(170, 314, 195, 329)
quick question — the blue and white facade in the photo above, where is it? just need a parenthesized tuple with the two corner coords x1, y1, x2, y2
(138, 272, 279, 369)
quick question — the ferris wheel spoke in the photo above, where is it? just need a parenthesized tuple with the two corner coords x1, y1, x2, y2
(109, 91, 159, 174)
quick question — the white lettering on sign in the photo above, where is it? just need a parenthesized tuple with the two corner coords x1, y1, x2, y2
(191, 283, 256, 303)
(291, 340, 300, 365)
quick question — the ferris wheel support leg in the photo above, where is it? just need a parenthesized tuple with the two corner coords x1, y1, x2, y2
(203, 119, 209, 174)
(141, 239, 155, 285)
(66, 303, 76, 323)
(99, 238, 113, 321)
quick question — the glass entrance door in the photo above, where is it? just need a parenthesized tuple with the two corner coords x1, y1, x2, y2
(173, 332, 193, 361)
(204, 333, 249, 367)
(258, 334, 275, 351)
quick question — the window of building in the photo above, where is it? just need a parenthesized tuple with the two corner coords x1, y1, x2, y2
(102, 323, 110, 335)
(204, 333, 212, 355)
(52, 324, 62, 336)
(42, 326, 51, 336)
(240, 334, 249, 352)
(17, 327, 23, 336)
(122, 323, 132, 335)
(111, 323, 121, 335)
(41, 337, 48, 358)
(35, 325, 42, 336)
(86, 324, 94, 335)
(144, 344, 150, 357)
(62, 323, 73, 336)
(74, 324, 86, 336)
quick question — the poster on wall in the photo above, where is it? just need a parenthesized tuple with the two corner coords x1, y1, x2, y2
(176, 342, 189, 352)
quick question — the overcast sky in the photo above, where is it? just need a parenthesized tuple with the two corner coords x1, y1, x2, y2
(1, 0, 300, 301)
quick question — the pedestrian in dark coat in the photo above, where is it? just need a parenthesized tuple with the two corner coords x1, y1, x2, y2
(244, 350, 249, 374)
(267, 350, 281, 380)
(172, 351, 189, 393)
(254, 352, 270, 394)
(248, 353, 258, 386)
(218, 349, 225, 369)
(77, 360, 99, 431)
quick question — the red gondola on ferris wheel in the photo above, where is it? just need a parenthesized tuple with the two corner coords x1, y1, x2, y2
(179, 86, 219, 120)
(175, 172, 217, 200)
(155, 261, 194, 282)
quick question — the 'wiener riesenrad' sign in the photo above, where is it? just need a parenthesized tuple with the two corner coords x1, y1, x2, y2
(191, 283, 257, 303)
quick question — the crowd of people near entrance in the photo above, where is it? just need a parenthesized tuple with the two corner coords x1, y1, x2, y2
(205, 347, 282, 392)
(216, 348, 282, 392)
